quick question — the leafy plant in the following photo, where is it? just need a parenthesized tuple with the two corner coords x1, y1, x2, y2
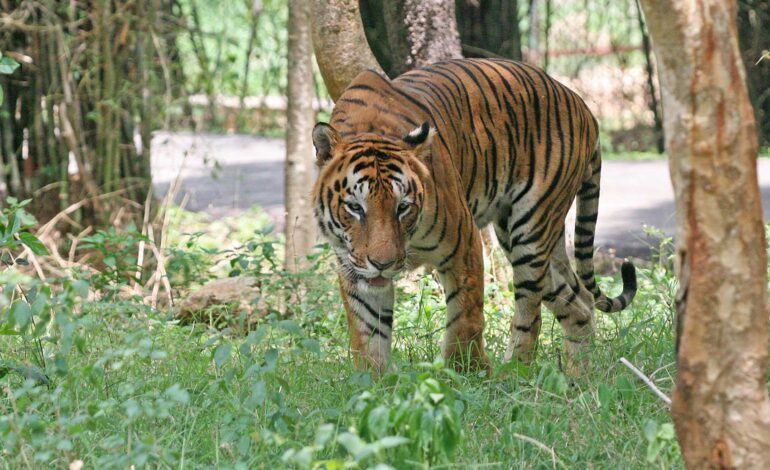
(643, 419, 680, 464)
(0, 52, 20, 106)
(0, 198, 49, 261)
(78, 224, 148, 298)
(355, 363, 465, 465)
(283, 361, 465, 469)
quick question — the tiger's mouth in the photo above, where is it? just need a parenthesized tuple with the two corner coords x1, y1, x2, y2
(338, 252, 402, 287)
(367, 276, 390, 287)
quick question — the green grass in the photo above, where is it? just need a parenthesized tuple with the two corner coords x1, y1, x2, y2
(0, 208, 695, 468)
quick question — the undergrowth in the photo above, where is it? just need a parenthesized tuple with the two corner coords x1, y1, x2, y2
(2, 203, 748, 469)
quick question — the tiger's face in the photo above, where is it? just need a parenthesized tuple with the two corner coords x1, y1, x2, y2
(312, 122, 434, 288)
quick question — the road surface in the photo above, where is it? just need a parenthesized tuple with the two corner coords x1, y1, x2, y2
(151, 131, 770, 258)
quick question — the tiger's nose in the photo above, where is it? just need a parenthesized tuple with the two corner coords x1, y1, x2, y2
(368, 257, 395, 270)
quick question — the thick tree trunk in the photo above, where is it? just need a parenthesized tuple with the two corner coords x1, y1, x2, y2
(455, 0, 523, 61)
(284, 0, 316, 271)
(639, 1, 770, 467)
(382, 0, 463, 75)
(311, 0, 383, 101)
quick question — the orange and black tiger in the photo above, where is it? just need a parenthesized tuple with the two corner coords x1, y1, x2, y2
(311, 58, 636, 375)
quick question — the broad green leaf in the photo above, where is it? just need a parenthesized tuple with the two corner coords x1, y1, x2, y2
(336, 432, 365, 457)
(249, 380, 266, 408)
(0, 56, 19, 75)
(366, 405, 390, 439)
(278, 319, 302, 336)
(300, 338, 320, 355)
(164, 384, 190, 404)
(10, 301, 31, 329)
(643, 420, 658, 442)
(19, 232, 49, 255)
(72, 279, 90, 298)
(377, 436, 409, 449)
(429, 393, 444, 404)
(213, 343, 232, 367)
(657, 423, 676, 440)
(598, 383, 613, 408)
(6, 212, 20, 238)
(314, 423, 335, 447)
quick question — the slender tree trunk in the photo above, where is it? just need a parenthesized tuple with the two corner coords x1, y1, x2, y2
(311, 0, 383, 101)
(528, 0, 540, 63)
(634, 0, 664, 153)
(382, 0, 463, 75)
(542, 0, 552, 72)
(284, 0, 316, 272)
(238, 0, 263, 121)
(737, 0, 770, 147)
(639, 1, 770, 467)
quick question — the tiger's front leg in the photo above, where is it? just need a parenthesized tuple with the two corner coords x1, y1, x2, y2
(437, 227, 491, 374)
(338, 274, 394, 376)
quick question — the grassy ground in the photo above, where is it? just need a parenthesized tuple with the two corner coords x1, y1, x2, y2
(0, 206, 704, 469)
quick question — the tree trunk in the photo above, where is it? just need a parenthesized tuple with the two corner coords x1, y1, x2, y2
(311, 0, 384, 101)
(455, 0, 523, 61)
(284, 0, 316, 272)
(639, 1, 770, 467)
(382, 0, 463, 75)
(634, 0, 664, 154)
(542, 0, 551, 71)
(528, 0, 540, 63)
(359, 0, 397, 77)
(737, 0, 770, 147)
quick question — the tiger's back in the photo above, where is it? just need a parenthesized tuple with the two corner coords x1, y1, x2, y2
(333, 59, 597, 229)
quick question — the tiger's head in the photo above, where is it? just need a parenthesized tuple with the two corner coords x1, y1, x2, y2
(312, 122, 435, 288)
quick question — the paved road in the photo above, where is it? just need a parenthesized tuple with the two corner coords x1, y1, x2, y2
(151, 131, 770, 258)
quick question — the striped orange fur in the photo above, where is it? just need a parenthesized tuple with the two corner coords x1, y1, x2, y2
(312, 59, 637, 375)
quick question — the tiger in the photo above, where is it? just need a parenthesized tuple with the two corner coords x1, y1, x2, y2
(311, 58, 637, 375)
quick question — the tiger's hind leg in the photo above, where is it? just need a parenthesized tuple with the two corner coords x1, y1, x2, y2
(543, 232, 596, 376)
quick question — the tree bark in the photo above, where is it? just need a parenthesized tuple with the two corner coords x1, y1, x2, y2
(284, 0, 316, 271)
(455, 0, 523, 61)
(382, 0, 463, 75)
(311, 0, 384, 101)
(639, 1, 770, 467)
(634, 0, 664, 153)
(528, 0, 540, 63)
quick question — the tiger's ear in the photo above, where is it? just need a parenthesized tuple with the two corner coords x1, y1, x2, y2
(403, 122, 435, 159)
(312, 122, 341, 166)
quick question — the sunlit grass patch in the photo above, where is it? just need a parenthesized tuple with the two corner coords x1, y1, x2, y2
(0, 205, 702, 468)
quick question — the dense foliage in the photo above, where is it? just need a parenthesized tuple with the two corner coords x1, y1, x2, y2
(0, 203, 716, 468)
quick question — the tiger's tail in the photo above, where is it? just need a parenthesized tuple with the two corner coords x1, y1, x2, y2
(574, 142, 637, 313)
